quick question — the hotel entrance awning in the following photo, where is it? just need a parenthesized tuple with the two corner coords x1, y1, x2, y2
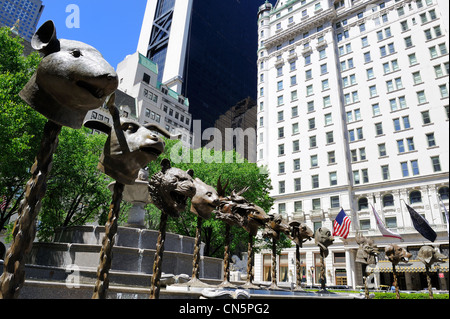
(367, 261, 449, 273)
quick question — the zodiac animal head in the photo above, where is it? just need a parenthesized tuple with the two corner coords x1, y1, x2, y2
(315, 227, 334, 258)
(84, 115, 170, 184)
(190, 178, 220, 220)
(355, 233, 379, 265)
(417, 246, 447, 267)
(289, 220, 314, 247)
(385, 244, 412, 266)
(19, 20, 118, 129)
(149, 159, 196, 217)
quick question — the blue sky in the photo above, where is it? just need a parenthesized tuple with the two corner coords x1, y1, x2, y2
(39, 0, 147, 68)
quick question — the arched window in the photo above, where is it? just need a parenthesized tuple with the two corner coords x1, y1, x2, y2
(358, 197, 368, 210)
(383, 194, 394, 207)
(438, 187, 449, 200)
(409, 191, 422, 204)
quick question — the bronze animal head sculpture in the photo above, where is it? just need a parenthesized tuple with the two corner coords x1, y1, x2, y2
(262, 214, 291, 240)
(417, 246, 447, 267)
(190, 178, 220, 220)
(289, 220, 314, 247)
(215, 179, 270, 235)
(148, 159, 196, 217)
(385, 244, 412, 266)
(84, 116, 170, 184)
(355, 233, 379, 265)
(19, 20, 118, 129)
(315, 227, 334, 258)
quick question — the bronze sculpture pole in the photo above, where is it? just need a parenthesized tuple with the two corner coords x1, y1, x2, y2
(241, 234, 259, 289)
(92, 182, 124, 299)
(191, 217, 203, 282)
(149, 212, 168, 299)
(392, 263, 400, 299)
(269, 237, 278, 290)
(0, 121, 61, 299)
(295, 244, 302, 290)
(425, 264, 433, 299)
(219, 223, 234, 288)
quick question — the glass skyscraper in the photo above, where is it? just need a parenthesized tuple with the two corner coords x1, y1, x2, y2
(0, 0, 44, 41)
(138, 0, 277, 132)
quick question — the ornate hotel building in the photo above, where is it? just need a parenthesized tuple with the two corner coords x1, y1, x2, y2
(255, 0, 449, 290)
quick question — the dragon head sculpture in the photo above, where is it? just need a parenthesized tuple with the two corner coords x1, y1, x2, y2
(149, 159, 196, 217)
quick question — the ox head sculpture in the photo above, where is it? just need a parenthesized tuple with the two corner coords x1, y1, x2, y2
(315, 227, 334, 258)
(19, 20, 118, 129)
(355, 233, 379, 266)
(385, 244, 412, 266)
(148, 159, 196, 217)
(84, 108, 171, 184)
(190, 178, 220, 220)
(417, 246, 447, 268)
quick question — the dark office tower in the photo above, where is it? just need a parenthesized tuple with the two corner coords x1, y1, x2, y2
(137, 0, 276, 132)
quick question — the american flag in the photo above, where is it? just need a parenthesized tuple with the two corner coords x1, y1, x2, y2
(333, 209, 351, 239)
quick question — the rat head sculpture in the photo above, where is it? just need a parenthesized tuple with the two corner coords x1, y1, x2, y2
(315, 227, 334, 258)
(84, 115, 170, 184)
(190, 178, 220, 220)
(355, 233, 379, 266)
(385, 244, 412, 266)
(148, 159, 196, 217)
(418, 246, 447, 268)
(19, 20, 118, 129)
(289, 220, 314, 247)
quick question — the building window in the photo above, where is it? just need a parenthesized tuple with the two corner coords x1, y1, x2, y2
(379, 144, 387, 157)
(279, 181, 285, 194)
(381, 165, 390, 180)
(312, 198, 321, 210)
(410, 191, 422, 204)
(278, 162, 285, 174)
(426, 133, 436, 147)
(383, 194, 394, 207)
(329, 172, 337, 186)
(431, 156, 441, 172)
(294, 178, 301, 192)
(360, 219, 370, 230)
(293, 158, 300, 171)
(438, 187, 449, 200)
(386, 217, 397, 229)
(312, 175, 319, 188)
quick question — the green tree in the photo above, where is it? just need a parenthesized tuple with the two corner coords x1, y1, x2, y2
(0, 27, 45, 232)
(145, 139, 277, 258)
(37, 127, 113, 242)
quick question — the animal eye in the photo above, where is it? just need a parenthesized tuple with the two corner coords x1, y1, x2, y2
(206, 192, 212, 197)
(122, 123, 137, 133)
(71, 49, 82, 58)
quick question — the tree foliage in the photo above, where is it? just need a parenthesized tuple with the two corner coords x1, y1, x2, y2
(37, 128, 112, 242)
(145, 139, 278, 258)
(0, 27, 45, 231)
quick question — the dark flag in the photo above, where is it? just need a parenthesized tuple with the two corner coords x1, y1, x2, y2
(404, 202, 437, 242)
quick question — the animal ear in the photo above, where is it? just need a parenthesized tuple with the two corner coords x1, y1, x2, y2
(161, 158, 171, 172)
(31, 20, 60, 56)
(187, 169, 194, 178)
(83, 120, 112, 134)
